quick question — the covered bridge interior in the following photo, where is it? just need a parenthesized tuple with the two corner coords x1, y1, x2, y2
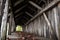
(1, 0, 60, 40)
(10, 0, 48, 25)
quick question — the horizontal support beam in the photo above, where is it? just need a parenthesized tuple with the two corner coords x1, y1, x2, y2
(25, 0, 60, 25)
(25, 12, 33, 17)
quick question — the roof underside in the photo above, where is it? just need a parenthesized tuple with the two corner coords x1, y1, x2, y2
(10, 0, 52, 26)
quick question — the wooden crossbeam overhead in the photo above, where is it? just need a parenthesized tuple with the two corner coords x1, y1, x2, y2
(15, 15, 22, 21)
(15, 14, 30, 22)
(25, 0, 60, 25)
(29, 1, 42, 10)
(14, 4, 27, 14)
(15, 12, 23, 18)
(14, 0, 24, 7)
(25, 12, 33, 17)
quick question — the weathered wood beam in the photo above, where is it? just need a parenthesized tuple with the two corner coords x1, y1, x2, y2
(14, 0, 24, 7)
(8, 12, 12, 35)
(0, 0, 1, 16)
(25, 0, 60, 25)
(15, 12, 23, 18)
(43, 13, 53, 38)
(14, 4, 27, 14)
(10, 13, 15, 33)
(53, 7, 60, 40)
(1, 0, 9, 40)
(29, 1, 42, 10)
(58, 2, 60, 40)
(8, 10, 15, 35)
(15, 16, 29, 23)
(25, 12, 33, 17)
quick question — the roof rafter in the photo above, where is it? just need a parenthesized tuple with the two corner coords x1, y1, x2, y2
(29, 1, 42, 10)
(25, 12, 33, 17)
(14, 4, 27, 14)
(14, 0, 24, 7)
(15, 12, 23, 18)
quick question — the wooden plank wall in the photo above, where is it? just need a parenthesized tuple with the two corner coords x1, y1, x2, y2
(24, 1, 60, 40)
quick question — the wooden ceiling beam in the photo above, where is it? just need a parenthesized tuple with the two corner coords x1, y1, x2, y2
(14, 4, 27, 14)
(25, 12, 33, 17)
(15, 12, 23, 18)
(29, 1, 42, 10)
(14, 0, 24, 7)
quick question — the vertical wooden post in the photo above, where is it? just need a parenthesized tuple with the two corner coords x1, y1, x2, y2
(1, 0, 9, 40)
(11, 16, 15, 32)
(6, 23, 9, 37)
(11, 14, 15, 32)
(8, 12, 15, 34)
(0, 0, 1, 16)
(58, 3, 60, 40)
(53, 5, 60, 40)
(8, 13, 12, 35)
